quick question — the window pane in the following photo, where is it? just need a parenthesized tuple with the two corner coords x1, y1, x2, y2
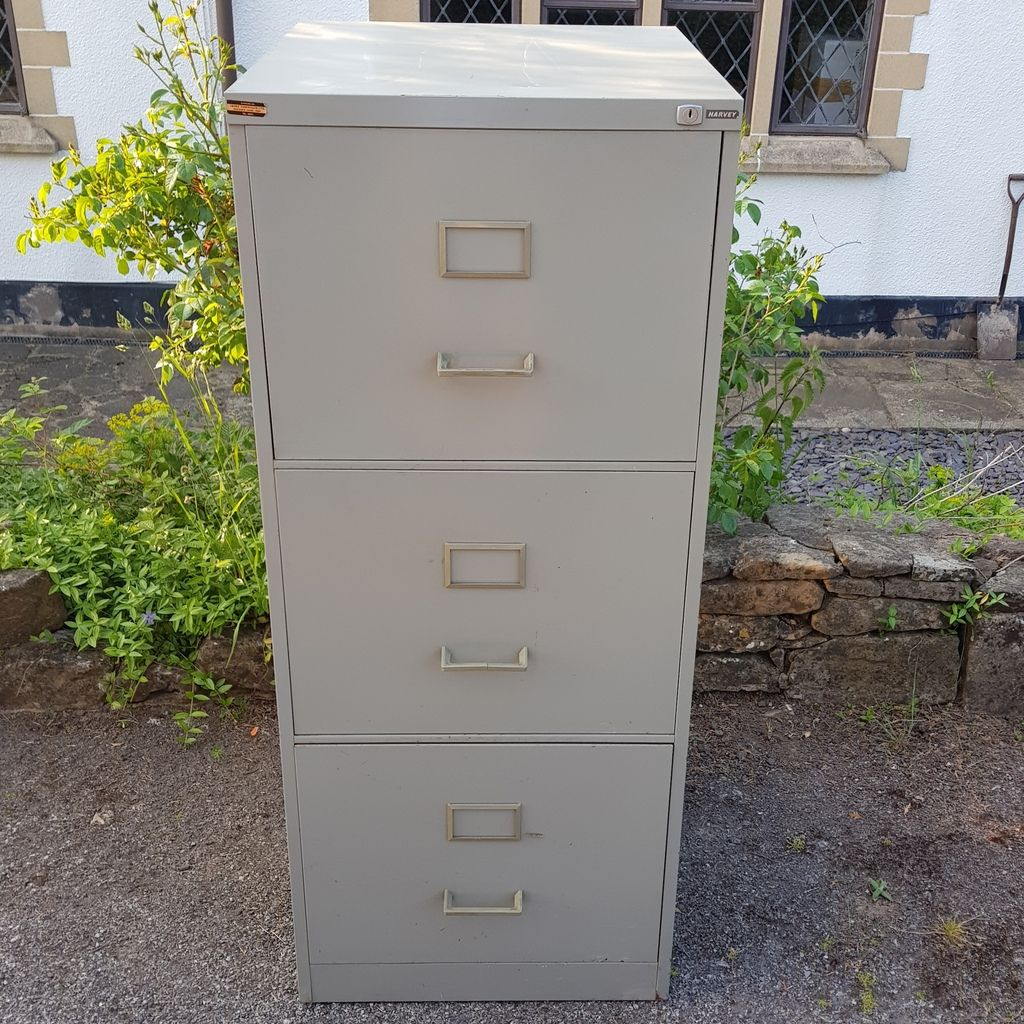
(427, 0, 516, 21)
(0, 2, 23, 109)
(664, 5, 759, 107)
(776, 0, 878, 129)
(543, 5, 639, 25)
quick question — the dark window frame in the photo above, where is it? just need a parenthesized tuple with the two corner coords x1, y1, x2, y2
(769, 0, 884, 137)
(0, 0, 27, 115)
(661, 0, 762, 120)
(540, 0, 642, 27)
(420, 0, 522, 22)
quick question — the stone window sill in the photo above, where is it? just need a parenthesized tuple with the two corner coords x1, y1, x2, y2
(0, 115, 58, 155)
(740, 136, 892, 176)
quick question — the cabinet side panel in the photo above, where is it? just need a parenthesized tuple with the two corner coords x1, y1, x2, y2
(227, 122, 312, 1001)
(656, 129, 742, 999)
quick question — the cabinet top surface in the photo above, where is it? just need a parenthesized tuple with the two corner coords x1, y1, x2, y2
(226, 23, 741, 131)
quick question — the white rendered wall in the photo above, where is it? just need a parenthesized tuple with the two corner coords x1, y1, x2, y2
(232, 0, 368, 70)
(738, 0, 1024, 298)
(1, 0, 1020, 299)
(2, 0, 157, 283)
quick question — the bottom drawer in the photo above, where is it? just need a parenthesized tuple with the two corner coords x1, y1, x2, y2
(295, 743, 672, 967)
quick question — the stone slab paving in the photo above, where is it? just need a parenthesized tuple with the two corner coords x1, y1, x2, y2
(0, 340, 251, 433)
(874, 378, 1023, 431)
(796, 356, 1024, 431)
(798, 372, 894, 429)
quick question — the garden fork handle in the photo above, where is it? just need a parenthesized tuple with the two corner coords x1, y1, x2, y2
(997, 174, 1024, 305)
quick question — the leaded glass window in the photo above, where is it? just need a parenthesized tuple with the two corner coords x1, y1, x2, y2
(542, 1, 640, 26)
(772, 0, 882, 133)
(663, 1, 761, 117)
(422, 0, 520, 22)
(0, 0, 26, 114)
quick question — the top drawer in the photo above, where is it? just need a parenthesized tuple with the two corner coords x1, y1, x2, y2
(246, 126, 720, 462)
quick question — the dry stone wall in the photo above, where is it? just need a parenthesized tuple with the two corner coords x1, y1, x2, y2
(699, 507, 1024, 714)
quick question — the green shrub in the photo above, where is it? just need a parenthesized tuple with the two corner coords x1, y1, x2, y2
(16, 0, 245, 392)
(709, 174, 826, 533)
(828, 454, 1024, 550)
(0, 378, 267, 709)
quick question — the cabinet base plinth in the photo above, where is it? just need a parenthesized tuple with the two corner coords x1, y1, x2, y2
(308, 962, 661, 1002)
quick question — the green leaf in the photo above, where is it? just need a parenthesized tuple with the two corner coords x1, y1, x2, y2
(719, 509, 739, 535)
(164, 161, 181, 190)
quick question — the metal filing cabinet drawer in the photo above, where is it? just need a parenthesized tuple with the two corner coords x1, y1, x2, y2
(229, 21, 740, 1003)
(245, 126, 718, 463)
(295, 743, 673, 966)
(276, 468, 694, 737)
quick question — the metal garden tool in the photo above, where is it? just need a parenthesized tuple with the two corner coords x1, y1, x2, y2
(978, 174, 1024, 359)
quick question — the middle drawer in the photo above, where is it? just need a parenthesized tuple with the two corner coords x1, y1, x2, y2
(275, 469, 694, 736)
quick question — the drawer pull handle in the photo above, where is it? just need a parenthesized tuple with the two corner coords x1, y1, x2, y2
(443, 889, 524, 916)
(440, 646, 528, 672)
(436, 352, 535, 377)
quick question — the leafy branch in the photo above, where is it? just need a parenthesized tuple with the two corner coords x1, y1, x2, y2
(709, 173, 826, 532)
(17, 0, 247, 392)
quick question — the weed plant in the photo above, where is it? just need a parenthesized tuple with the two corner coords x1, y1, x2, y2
(0, 376, 266, 739)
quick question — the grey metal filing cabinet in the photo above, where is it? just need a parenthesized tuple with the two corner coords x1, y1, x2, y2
(227, 22, 740, 1004)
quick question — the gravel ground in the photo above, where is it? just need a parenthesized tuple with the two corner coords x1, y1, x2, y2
(783, 428, 1024, 504)
(2, 700, 1023, 1024)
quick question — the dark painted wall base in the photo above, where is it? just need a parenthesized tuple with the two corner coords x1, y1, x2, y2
(0, 280, 170, 332)
(797, 295, 1023, 354)
(1, 282, 1021, 355)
